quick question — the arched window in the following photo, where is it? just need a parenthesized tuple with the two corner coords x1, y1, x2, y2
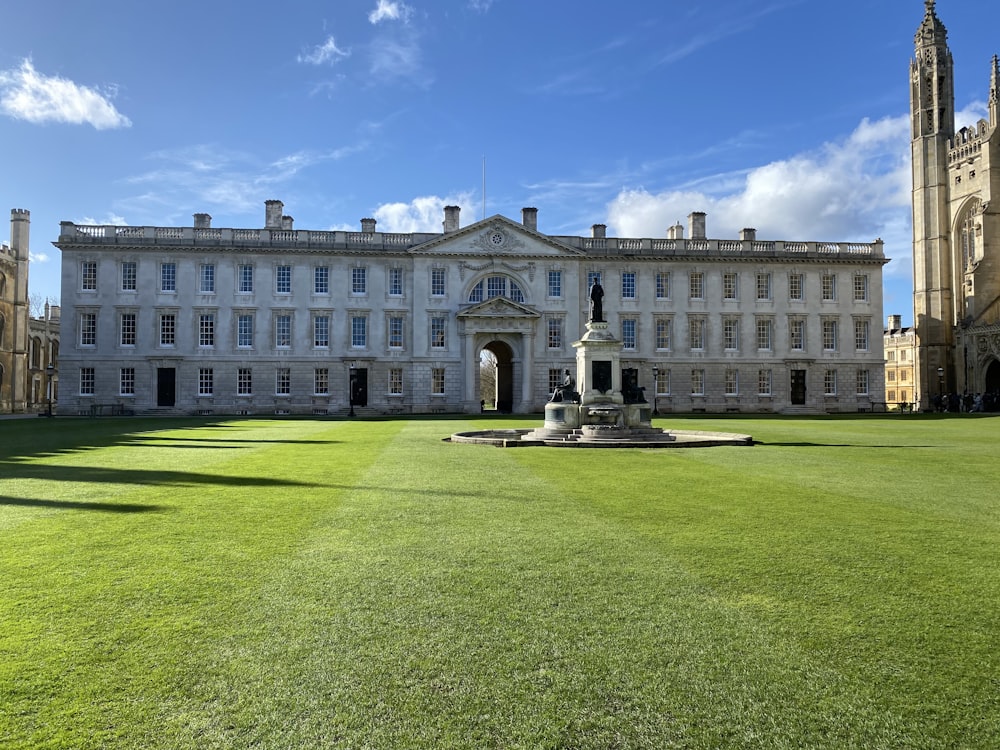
(468, 275, 526, 304)
(958, 198, 982, 270)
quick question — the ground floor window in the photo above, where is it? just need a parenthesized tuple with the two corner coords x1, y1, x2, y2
(431, 367, 446, 395)
(548, 368, 562, 395)
(824, 369, 837, 396)
(691, 369, 704, 396)
(314, 368, 329, 395)
(120, 368, 135, 396)
(389, 368, 403, 395)
(856, 369, 869, 396)
(199, 368, 214, 396)
(758, 369, 772, 396)
(725, 369, 739, 396)
(238, 368, 253, 396)
(656, 368, 670, 396)
(276, 368, 291, 395)
(80, 367, 95, 395)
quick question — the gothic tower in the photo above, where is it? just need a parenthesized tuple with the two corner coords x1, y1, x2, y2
(1, 209, 30, 412)
(911, 0, 955, 406)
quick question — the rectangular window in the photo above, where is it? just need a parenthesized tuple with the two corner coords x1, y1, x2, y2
(689, 317, 705, 350)
(389, 267, 403, 296)
(120, 367, 135, 396)
(723, 272, 738, 300)
(389, 368, 403, 395)
(274, 314, 291, 348)
(487, 276, 505, 298)
(238, 264, 254, 293)
(691, 369, 705, 396)
(888, 389, 896, 402)
(725, 369, 739, 396)
(275, 265, 292, 294)
(822, 273, 836, 301)
(237, 368, 253, 396)
(80, 367, 95, 395)
(314, 266, 330, 294)
(756, 318, 772, 350)
(853, 274, 869, 302)
(901, 371, 909, 382)
(388, 316, 404, 349)
(275, 368, 291, 395)
(200, 264, 215, 293)
(199, 368, 214, 396)
(823, 319, 838, 351)
(121, 261, 137, 291)
(199, 313, 215, 347)
(824, 370, 838, 396)
(756, 273, 771, 301)
(790, 318, 805, 351)
(431, 268, 446, 296)
(655, 318, 672, 350)
(656, 368, 670, 395)
(689, 272, 704, 300)
(313, 315, 330, 348)
(314, 368, 329, 395)
(120, 312, 136, 346)
(854, 319, 870, 351)
(548, 270, 562, 298)
(888, 350, 896, 361)
(588, 271, 603, 290)
(237, 313, 254, 348)
(622, 318, 637, 349)
(621, 272, 636, 299)
(758, 369, 772, 396)
(789, 273, 804, 301)
(80, 312, 97, 346)
(351, 316, 367, 348)
(888, 370, 896, 382)
(81, 261, 97, 291)
(856, 369, 870, 396)
(160, 263, 176, 292)
(547, 318, 563, 349)
(655, 271, 670, 299)
(352, 267, 367, 294)
(723, 317, 739, 351)
(431, 317, 446, 349)
(431, 367, 446, 395)
(159, 313, 176, 347)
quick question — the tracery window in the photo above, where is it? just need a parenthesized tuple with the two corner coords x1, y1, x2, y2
(468, 275, 525, 303)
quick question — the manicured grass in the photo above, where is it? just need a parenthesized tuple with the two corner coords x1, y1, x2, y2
(1, 414, 998, 748)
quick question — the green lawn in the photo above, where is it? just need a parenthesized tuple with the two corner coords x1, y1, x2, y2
(1, 414, 998, 749)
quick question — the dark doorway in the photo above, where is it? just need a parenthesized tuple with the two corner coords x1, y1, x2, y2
(790, 369, 806, 406)
(157, 368, 176, 407)
(986, 359, 1000, 395)
(350, 367, 368, 407)
(481, 341, 514, 413)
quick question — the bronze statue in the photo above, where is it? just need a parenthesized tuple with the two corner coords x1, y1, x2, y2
(589, 280, 605, 322)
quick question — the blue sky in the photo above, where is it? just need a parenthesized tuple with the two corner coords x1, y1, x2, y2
(3, 0, 1000, 326)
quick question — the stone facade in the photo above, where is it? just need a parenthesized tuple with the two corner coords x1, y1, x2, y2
(884, 314, 917, 409)
(55, 203, 886, 416)
(911, 1, 1000, 405)
(1, 210, 32, 413)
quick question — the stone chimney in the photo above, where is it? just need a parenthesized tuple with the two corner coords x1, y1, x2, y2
(667, 221, 684, 240)
(361, 218, 377, 234)
(740, 228, 756, 241)
(265, 200, 284, 229)
(591, 224, 607, 239)
(281, 215, 294, 230)
(193, 213, 212, 229)
(521, 207, 538, 232)
(443, 205, 461, 233)
(887, 314, 902, 331)
(688, 211, 706, 240)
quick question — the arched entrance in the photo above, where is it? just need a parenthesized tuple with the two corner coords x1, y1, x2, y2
(985, 359, 1000, 394)
(481, 340, 514, 413)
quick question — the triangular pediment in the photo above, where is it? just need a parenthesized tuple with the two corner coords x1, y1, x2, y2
(457, 296, 541, 319)
(410, 214, 585, 257)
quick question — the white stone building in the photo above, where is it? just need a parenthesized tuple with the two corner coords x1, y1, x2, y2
(55, 202, 886, 416)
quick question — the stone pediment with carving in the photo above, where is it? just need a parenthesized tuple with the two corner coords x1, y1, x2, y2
(410, 214, 584, 257)
(457, 297, 541, 320)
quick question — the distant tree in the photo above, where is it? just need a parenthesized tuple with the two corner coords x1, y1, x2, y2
(479, 349, 498, 408)
(29, 293, 45, 318)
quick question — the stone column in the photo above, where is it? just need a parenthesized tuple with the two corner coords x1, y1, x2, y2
(463, 332, 477, 413)
(520, 331, 534, 411)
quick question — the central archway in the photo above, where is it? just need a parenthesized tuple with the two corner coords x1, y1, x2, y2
(985, 358, 1000, 395)
(481, 340, 514, 413)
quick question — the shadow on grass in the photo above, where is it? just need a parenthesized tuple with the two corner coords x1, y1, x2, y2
(0, 462, 328, 488)
(0, 495, 167, 513)
(126, 436, 342, 446)
(755, 441, 937, 448)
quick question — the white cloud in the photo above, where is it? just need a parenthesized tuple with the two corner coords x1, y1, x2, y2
(369, 0, 414, 24)
(607, 114, 914, 278)
(0, 59, 130, 129)
(369, 37, 430, 86)
(78, 213, 128, 226)
(297, 36, 351, 66)
(372, 193, 476, 233)
(468, 0, 495, 12)
(29, 251, 49, 263)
